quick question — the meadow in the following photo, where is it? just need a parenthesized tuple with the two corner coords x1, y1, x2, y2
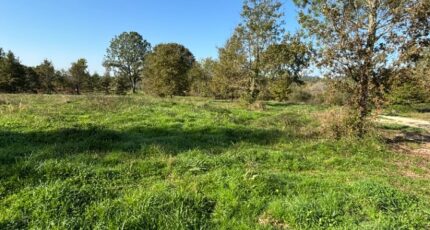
(0, 94, 429, 229)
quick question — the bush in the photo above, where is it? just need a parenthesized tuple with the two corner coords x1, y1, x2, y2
(114, 76, 129, 95)
(316, 107, 371, 139)
(388, 82, 429, 105)
(290, 89, 312, 103)
(323, 80, 354, 106)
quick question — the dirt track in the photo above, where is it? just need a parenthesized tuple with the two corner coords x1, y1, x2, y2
(378, 115, 430, 131)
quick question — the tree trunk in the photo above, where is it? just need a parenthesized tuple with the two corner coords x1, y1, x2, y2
(131, 78, 137, 94)
(357, 73, 369, 137)
(75, 85, 80, 95)
(357, 0, 378, 137)
(249, 76, 257, 101)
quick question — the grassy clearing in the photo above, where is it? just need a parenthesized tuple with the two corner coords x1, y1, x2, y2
(0, 94, 429, 229)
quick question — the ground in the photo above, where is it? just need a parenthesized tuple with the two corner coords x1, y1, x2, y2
(378, 108, 430, 179)
(379, 116, 430, 132)
(0, 94, 429, 229)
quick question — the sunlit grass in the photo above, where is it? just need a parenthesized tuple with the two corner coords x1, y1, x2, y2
(0, 94, 429, 229)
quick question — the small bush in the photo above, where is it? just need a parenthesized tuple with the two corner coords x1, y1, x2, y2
(248, 101, 266, 111)
(317, 107, 369, 139)
(290, 89, 313, 103)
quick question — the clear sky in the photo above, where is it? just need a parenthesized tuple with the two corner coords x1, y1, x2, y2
(0, 0, 300, 73)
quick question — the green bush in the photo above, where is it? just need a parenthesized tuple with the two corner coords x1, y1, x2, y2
(388, 82, 429, 105)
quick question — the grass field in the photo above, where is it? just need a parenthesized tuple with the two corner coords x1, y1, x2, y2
(0, 94, 429, 229)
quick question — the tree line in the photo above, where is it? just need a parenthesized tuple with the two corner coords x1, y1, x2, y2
(0, 0, 428, 136)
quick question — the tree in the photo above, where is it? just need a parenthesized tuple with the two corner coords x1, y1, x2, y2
(68, 58, 89, 95)
(414, 49, 430, 89)
(189, 58, 216, 97)
(391, 48, 430, 104)
(0, 48, 4, 59)
(237, 0, 285, 102)
(0, 51, 26, 93)
(104, 32, 151, 93)
(263, 33, 312, 101)
(87, 72, 101, 92)
(399, 0, 430, 64)
(294, 0, 423, 136)
(211, 32, 248, 99)
(35, 59, 56, 94)
(24, 66, 41, 93)
(142, 43, 195, 97)
(54, 69, 69, 93)
(100, 72, 112, 95)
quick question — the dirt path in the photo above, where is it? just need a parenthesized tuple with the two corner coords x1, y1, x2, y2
(378, 115, 430, 179)
(378, 115, 430, 131)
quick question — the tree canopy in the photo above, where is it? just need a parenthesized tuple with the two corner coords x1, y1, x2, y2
(294, 0, 427, 136)
(142, 43, 195, 97)
(237, 0, 286, 102)
(68, 58, 89, 95)
(104, 31, 151, 93)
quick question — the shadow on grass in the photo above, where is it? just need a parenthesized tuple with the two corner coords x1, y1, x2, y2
(417, 108, 430, 113)
(385, 131, 430, 144)
(0, 126, 287, 166)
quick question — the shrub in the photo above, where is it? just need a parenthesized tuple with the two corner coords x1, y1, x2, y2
(324, 80, 353, 106)
(290, 88, 313, 103)
(114, 76, 130, 95)
(388, 82, 428, 105)
(317, 107, 369, 139)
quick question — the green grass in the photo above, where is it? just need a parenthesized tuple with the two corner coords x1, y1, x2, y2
(376, 123, 426, 134)
(0, 94, 429, 229)
(384, 103, 430, 120)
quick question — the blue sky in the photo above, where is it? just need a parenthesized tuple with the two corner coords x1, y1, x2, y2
(0, 0, 300, 73)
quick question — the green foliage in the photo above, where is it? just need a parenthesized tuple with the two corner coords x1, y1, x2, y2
(210, 32, 248, 100)
(114, 75, 130, 95)
(267, 77, 295, 102)
(388, 49, 430, 105)
(389, 82, 428, 105)
(263, 34, 311, 84)
(143, 43, 195, 97)
(189, 59, 214, 97)
(0, 94, 429, 229)
(238, 0, 285, 101)
(68, 58, 90, 95)
(99, 73, 112, 95)
(0, 51, 26, 93)
(104, 31, 151, 93)
(35, 60, 56, 94)
(289, 88, 312, 103)
(23, 66, 41, 93)
(294, 0, 426, 136)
